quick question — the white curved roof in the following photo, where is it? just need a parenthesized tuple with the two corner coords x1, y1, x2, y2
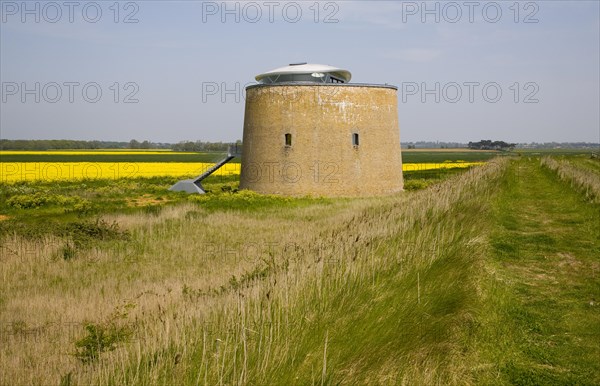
(255, 63, 352, 83)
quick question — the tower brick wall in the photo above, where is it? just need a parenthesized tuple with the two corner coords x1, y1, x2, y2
(240, 83, 403, 197)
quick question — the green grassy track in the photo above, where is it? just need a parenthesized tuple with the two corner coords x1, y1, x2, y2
(480, 159, 600, 384)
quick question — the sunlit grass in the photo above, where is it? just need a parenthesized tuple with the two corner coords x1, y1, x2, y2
(1, 155, 598, 385)
(0, 160, 508, 384)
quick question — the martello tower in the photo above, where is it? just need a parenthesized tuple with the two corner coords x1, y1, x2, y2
(240, 63, 403, 197)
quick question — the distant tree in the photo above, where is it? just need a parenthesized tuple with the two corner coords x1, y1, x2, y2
(468, 140, 515, 151)
(170, 140, 241, 152)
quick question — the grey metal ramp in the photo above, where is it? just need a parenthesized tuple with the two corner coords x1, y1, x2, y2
(170, 145, 241, 194)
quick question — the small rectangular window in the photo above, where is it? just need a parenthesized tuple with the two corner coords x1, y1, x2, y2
(352, 133, 359, 147)
(285, 133, 292, 147)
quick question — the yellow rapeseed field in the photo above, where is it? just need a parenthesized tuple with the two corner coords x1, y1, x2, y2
(0, 162, 241, 183)
(0, 162, 483, 183)
(402, 162, 483, 171)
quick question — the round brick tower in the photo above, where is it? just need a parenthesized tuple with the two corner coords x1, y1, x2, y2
(240, 63, 403, 197)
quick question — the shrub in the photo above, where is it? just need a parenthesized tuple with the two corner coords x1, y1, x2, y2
(62, 219, 129, 242)
(403, 179, 431, 191)
(6, 192, 50, 209)
(74, 323, 131, 363)
(61, 243, 77, 260)
(58, 219, 130, 258)
(74, 303, 135, 363)
(69, 200, 95, 215)
(6, 192, 92, 211)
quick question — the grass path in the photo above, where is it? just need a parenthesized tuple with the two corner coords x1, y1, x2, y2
(480, 158, 600, 384)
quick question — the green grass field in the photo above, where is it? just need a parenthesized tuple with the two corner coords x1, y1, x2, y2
(402, 149, 502, 163)
(0, 151, 598, 385)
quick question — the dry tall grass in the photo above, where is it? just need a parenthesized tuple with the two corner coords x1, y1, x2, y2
(0, 159, 509, 385)
(540, 156, 600, 202)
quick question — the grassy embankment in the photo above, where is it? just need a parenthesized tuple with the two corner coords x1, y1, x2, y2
(0, 158, 502, 384)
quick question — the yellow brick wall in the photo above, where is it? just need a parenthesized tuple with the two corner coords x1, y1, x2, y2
(240, 84, 403, 197)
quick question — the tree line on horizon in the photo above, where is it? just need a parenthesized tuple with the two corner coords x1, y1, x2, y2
(0, 139, 596, 151)
(0, 139, 241, 151)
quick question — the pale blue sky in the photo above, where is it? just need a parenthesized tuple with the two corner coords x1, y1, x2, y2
(1, 1, 598, 143)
